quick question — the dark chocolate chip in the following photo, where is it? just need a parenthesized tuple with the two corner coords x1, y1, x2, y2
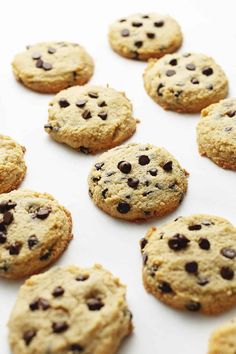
(132, 21, 143, 27)
(168, 234, 190, 251)
(197, 278, 209, 286)
(29, 298, 50, 311)
(76, 274, 89, 281)
(36, 208, 51, 220)
(147, 32, 155, 39)
(102, 188, 108, 198)
(52, 286, 65, 297)
(95, 162, 104, 170)
(117, 161, 132, 174)
(155, 183, 163, 189)
(42, 62, 53, 71)
(70, 344, 84, 352)
(9, 242, 22, 255)
(117, 202, 131, 214)
(28, 235, 39, 249)
(140, 238, 148, 250)
(39, 249, 51, 261)
(206, 84, 213, 90)
(48, 47, 56, 54)
(79, 146, 90, 154)
(166, 70, 176, 77)
(143, 191, 153, 196)
(163, 161, 173, 172)
(59, 98, 70, 108)
(142, 253, 148, 265)
(23, 330, 37, 346)
(186, 63, 196, 71)
(0, 232, 7, 244)
(44, 124, 53, 130)
(149, 168, 158, 176)
(76, 99, 87, 108)
(3, 211, 14, 225)
(198, 238, 210, 250)
(157, 83, 164, 96)
(87, 298, 104, 311)
(134, 41, 143, 48)
(52, 321, 69, 333)
(31, 52, 41, 60)
(121, 29, 130, 37)
(82, 110, 92, 119)
(191, 78, 199, 84)
(142, 15, 149, 19)
(127, 178, 139, 188)
(35, 59, 43, 68)
(220, 267, 234, 280)
(154, 21, 164, 27)
(202, 67, 213, 76)
(119, 19, 126, 23)
(185, 261, 198, 274)
(158, 282, 173, 293)
(174, 90, 182, 97)
(98, 112, 107, 120)
(201, 220, 213, 226)
(221, 248, 236, 259)
(138, 155, 150, 165)
(227, 111, 236, 117)
(92, 177, 101, 183)
(186, 302, 201, 312)
(88, 92, 98, 99)
(169, 58, 177, 66)
(0, 201, 16, 213)
(188, 224, 202, 231)
(98, 101, 107, 107)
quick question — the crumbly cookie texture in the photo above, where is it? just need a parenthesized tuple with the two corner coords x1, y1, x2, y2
(143, 52, 228, 113)
(141, 214, 236, 314)
(45, 85, 137, 153)
(12, 42, 94, 93)
(88, 143, 188, 222)
(208, 319, 236, 354)
(197, 98, 236, 170)
(108, 12, 182, 60)
(0, 134, 26, 194)
(8, 264, 133, 354)
(0, 189, 72, 279)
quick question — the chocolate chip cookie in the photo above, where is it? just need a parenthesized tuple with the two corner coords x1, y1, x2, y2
(108, 13, 183, 60)
(197, 98, 236, 170)
(141, 214, 236, 314)
(143, 53, 228, 112)
(12, 42, 94, 93)
(0, 135, 26, 194)
(8, 264, 133, 354)
(208, 318, 236, 354)
(44, 85, 137, 153)
(0, 189, 72, 279)
(88, 143, 188, 221)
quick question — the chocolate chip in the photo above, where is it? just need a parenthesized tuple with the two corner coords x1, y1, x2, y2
(117, 202, 131, 214)
(140, 238, 148, 250)
(138, 155, 150, 165)
(220, 267, 234, 280)
(102, 188, 108, 198)
(44, 124, 53, 130)
(0, 200, 16, 213)
(95, 162, 104, 170)
(166, 70, 176, 77)
(174, 90, 182, 97)
(29, 298, 50, 311)
(76, 99, 87, 108)
(198, 238, 210, 250)
(225, 127, 232, 132)
(186, 63, 196, 71)
(87, 298, 104, 311)
(39, 249, 51, 260)
(98, 112, 107, 120)
(158, 282, 173, 293)
(98, 101, 107, 107)
(127, 178, 139, 188)
(48, 47, 56, 54)
(202, 67, 213, 76)
(92, 176, 100, 183)
(23, 330, 37, 346)
(31, 52, 41, 60)
(157, 83, 164, 96)
(79, 146, 90, 154)
(88, 92, 98, 99)
(155, 183, 163, 190)
(36, 208, 51, 220)
(117, 161, 132, 174)
(143, 191, 153, 196)
(186, 302, 201, 312)
(121, 29, 130, 37)
(227, 111, 236, 117)
(163, 161, 173, 172)
(185, 261, 198, 274)
(119, 19, 126, 23)
(154, 21, 164, 27)
(201, 220, 213, 226)
(134, 41, 143, 48)
(70, 344, 84, 352)
(142, 15, 149, 19)
(3, 211, 13, 225)
(52, 286, 64, 297)
(9, 242, 22, 255)
(147, 32, 155, 39)
(206, 84, 213, 90)
(221, 248, 236, 259)
(82, 110, 92, 119)
(191, 78, 199, 84)
(59, 98, 70, 108)
(52, 321, 69, 333)
(42, 62, 53, 70)
(35, 59, 43, 68)
(0, 232, 7, 244)
(142, 253, 148, 265)
(149, 168, 158, 176)
(132, 21, 143, 27)
(197, 278, 209, 286)
(169, 58, 177, 66)
(188, 224, 202, 231)
(168, 234, 190, 251)
(76, 274, 89, 281)
(28, 235, 39, 249)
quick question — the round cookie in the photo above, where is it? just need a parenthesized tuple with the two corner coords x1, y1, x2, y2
(88, 143, 188, 221)
(141, 214, 236, 314)
(0, 135, 26, 194)
(0, 189, 72, 279)
(208, 319, 236, 354)
(108, 13, 183, 60)
(44, 85, 137, 153)
(197, 98, 236, 170)
(8, 264, 133, 354)
(12, 42, 94, 93)
(143, 53, 228, 113)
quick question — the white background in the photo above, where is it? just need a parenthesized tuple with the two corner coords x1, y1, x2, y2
(1, 0, 236, 353)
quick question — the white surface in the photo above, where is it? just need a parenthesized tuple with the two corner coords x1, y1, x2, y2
(1, 0, 236, 353)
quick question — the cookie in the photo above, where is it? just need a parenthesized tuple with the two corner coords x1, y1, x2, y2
(0, 135, 26, 194)
(44, 85, 137, 153)
(143, 53, 228, 113)
(88, 143, 188, 221)
(8, 264, 133, 354)
(208, 319, 236, 354)
(108, 13, 182, 60)
(197, 98, 236, 170)
(12, 42, 94, 93)
(141, 214, 236, 314)
(0, 189, 72, 279)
